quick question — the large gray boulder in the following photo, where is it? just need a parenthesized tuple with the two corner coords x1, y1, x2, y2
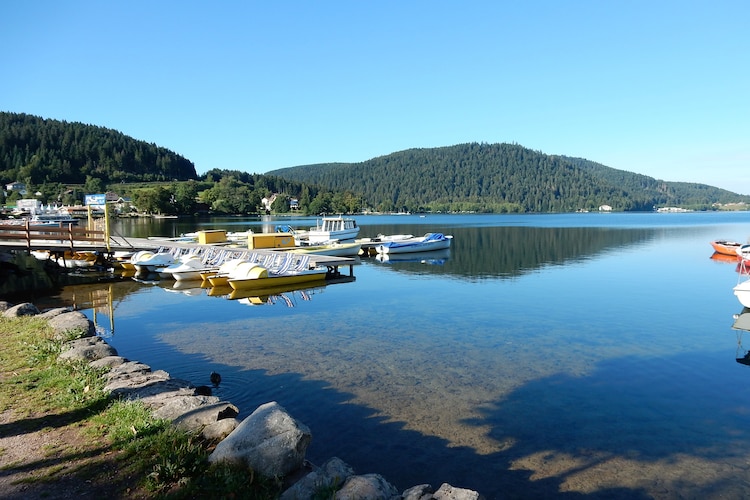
(335, 473, 399, 500)
(2, 302, 39, 317)
(209, 401, 311, 478)
(58, 336, 117, 362)
(48, 311, 95, 338)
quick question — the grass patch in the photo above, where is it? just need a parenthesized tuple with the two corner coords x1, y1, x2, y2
(0, 316, 284, 498)
(88, 399, 283, 497)
(0, 317, 108, 417)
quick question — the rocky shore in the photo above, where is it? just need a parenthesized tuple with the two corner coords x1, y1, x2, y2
(1, 300, 483, 500)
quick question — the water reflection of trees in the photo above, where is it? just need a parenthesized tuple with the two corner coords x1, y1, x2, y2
(363, 225, 656, 279)
(0, 252, 122, 302)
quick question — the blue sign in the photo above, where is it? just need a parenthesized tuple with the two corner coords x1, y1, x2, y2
(85, 194, 106, 206)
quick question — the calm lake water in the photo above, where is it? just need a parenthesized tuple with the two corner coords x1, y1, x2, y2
(42, 212, 750, 498)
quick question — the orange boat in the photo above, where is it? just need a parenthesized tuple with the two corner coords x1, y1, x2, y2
(710, 240, 743, 258)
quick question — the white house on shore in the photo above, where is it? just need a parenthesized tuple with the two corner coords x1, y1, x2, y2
(5, 182, 27, 195)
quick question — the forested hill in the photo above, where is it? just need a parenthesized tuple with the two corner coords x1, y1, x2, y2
(3, 112, 746, 214)
(268, 143, 749, 213)
(0, 112, 196, 185)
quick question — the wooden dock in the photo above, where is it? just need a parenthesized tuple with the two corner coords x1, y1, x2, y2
(0, 222, 357, 276)
(0, 221, 108, 252)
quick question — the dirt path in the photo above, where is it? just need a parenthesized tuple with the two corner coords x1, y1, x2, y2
(0, 409, 145, 499)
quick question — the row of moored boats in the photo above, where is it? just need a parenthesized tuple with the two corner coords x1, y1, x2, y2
(28, 217, 455, 295)
(710, 240, 750, 308)
(122, 217, 453, 290)
(175, 216, 454, 258)
(116, 249, 327, 292)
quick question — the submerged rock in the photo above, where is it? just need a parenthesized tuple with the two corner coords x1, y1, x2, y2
(433, 483, 484, 500)
(335, 473, 399, 500)
(280, 457, 355, 500)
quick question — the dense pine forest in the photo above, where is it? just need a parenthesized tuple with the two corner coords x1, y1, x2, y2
(0, 112, 339, 215)
(268, 143, 750, 213)
(2, 112, 748, 215)
(0, 112, 196, 185)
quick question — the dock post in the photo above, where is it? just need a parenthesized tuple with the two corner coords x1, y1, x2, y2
(68, 223, 75, 251)
(24, 219, 31, 251)
(104, 203, 111, 252)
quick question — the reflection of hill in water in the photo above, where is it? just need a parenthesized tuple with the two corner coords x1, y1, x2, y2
(364, 225, 656, 279)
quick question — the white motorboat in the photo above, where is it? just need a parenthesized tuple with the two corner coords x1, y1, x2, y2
(29, 212, 78, 226)
(358, 234, 414, 256)
(375, 232, 453, 254)
(304, 216, 360, 244)
(288, 241, 361, 257)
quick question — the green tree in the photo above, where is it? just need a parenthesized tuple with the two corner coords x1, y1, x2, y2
(36, 182, 66, 205)
(298, 186, 312, 212)
(199, 176, 262, 215)
(61, 187, 81, 206)
(132, 186, 172, 214)
(172, 181, 199, 214)
(271, 194, 291, 213)
(0, 112, 197, 186)
(307, 192, 333, 215)
(5, 190, 21, 206)
(331, 191, 360, 214)
(83, 175, 106, 195)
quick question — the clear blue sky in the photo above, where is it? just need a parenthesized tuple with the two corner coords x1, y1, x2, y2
(2, 1, 748, 194)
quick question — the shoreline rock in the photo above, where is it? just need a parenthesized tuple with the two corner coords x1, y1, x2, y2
(2, 300, 484, 499)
